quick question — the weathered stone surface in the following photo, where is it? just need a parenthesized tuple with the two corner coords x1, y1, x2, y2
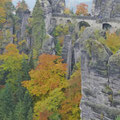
(42, 34, 55, 54)
(108, 51, 120, 108)
(80, 39, 110, 119)
(39, 0, 65, 33)
(92, 0, 120, 19)
(80, 36, 120, 119)
(48, 0, 65, 14)
(62, 35, 73, 78)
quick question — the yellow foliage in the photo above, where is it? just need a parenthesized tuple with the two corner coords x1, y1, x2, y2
(0, 43, 28, 83)
(22, 54, 68, 120)
(59, 65, 81, 120)
(105, 32, 120, 54)
(18, 40, 26, 46)
(22, 54, 67, 97)
(0, 0, 11, 24)
(64, 8, 71, 15)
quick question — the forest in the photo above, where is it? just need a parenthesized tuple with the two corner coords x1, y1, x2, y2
(1, 0, 120, 120)
(0, 0, 82, 120)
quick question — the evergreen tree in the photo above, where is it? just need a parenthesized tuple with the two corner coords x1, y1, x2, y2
(27, 107, 33, 120)
(32, 0, 46, 57)
(29, 53, 34, 69)
(21, 58, 30, 81)
(23, 92, 33, 119)
(0, 83, 15, 119)
(14, 100, 26, 120)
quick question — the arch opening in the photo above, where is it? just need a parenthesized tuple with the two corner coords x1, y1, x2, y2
(102, 23, 112, 30)
(78, 21, 90, 30)
(66, 20, 72, 24)
(59, 19, 64, 24)
(50, 18, 57, 24)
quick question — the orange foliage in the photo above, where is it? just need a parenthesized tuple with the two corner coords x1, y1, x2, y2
(16, 0, 28, 10)
(39, 110, 51, 120)
(22, 54, 67, 97)
(76, 3, 88, 16)
(59, 69, 82, 120)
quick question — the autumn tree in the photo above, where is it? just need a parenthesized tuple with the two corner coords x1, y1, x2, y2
(59, 62, 82, 120)
(105, 32, 120, 54)
(0, 0, 7, 24)
(0, 44, 28, 84)
(76, 3, 88, 16)
(22, 54, 68, 120)
(16, 0, 28, 11)
(0, 44, 33, 119)
(97, 32, 120, 54)
(64, 8, 71, 15)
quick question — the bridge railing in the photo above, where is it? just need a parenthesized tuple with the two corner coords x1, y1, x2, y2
(52, 13, 120, 23)
(97, 18, 120, 23)
(52, 13, 96, 20)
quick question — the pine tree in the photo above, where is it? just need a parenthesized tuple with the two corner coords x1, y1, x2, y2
(14, 100, 26, 120)
(0, 83, 15, 119)
(32, 0, 46, 57)
(23, 92, 33, 119)
(29, 52, 34, 69)
(27, 107, 33, 120)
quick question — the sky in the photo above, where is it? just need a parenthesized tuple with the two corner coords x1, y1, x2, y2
(13, 0, 93, 11)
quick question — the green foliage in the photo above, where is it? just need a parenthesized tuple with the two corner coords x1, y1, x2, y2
(27, 107, 33, 120)
(116, 116, 120, 120)
(34, 88, 65, 119)
(32, 0, 46, 57)
(0, 43, 33, 120)
(55, 40, 62, 56)
(53, 24, 69, 37)
(0, 44, 28, 84)
(14, 100, 26, 120)
(49, 113, 61, 120)
(0, 83, 15, 119)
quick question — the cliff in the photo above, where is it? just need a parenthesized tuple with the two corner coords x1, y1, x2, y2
(92, 0, 120, 19)
(77, 28, 120, 120)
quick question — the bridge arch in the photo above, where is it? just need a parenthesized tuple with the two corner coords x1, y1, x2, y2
(50, 18, 57, 24)
(58, 18, 64, 24)
(66, 19, 72, 24)
(102, 23, 112, 30)
(78, 21, 90, 30)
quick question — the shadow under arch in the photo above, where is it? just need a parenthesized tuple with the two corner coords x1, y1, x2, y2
(102, 23, 112, 30)
(78, 21, 90, 30)
(66, 19, 72, 24)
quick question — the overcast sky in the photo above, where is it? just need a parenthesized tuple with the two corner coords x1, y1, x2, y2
(13, 0, 93, 11)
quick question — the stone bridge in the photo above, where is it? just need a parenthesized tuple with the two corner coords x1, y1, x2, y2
(51, 14, 120, 31)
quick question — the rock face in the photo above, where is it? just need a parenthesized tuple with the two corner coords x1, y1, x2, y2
(92, 0, 120, 19)
(48, 0, 65, 14)
(39, 0, 65, 33)
(39, 0, 65, 54)
(62, 35, 73, 78)
(80, 28, 120, 120)
(16, 9, 30, 40)
(42, 34, 55, 54)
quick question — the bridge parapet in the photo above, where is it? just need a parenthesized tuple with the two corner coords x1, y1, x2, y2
(52, 13, 96, 20)
(52, 13, 120, 23)
(96, 18, 120, 23)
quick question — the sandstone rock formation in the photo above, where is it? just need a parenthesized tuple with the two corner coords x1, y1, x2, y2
(39, 0, 65, 33)
(92, 0, 120, 19)
(80, 28, 120, 120)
